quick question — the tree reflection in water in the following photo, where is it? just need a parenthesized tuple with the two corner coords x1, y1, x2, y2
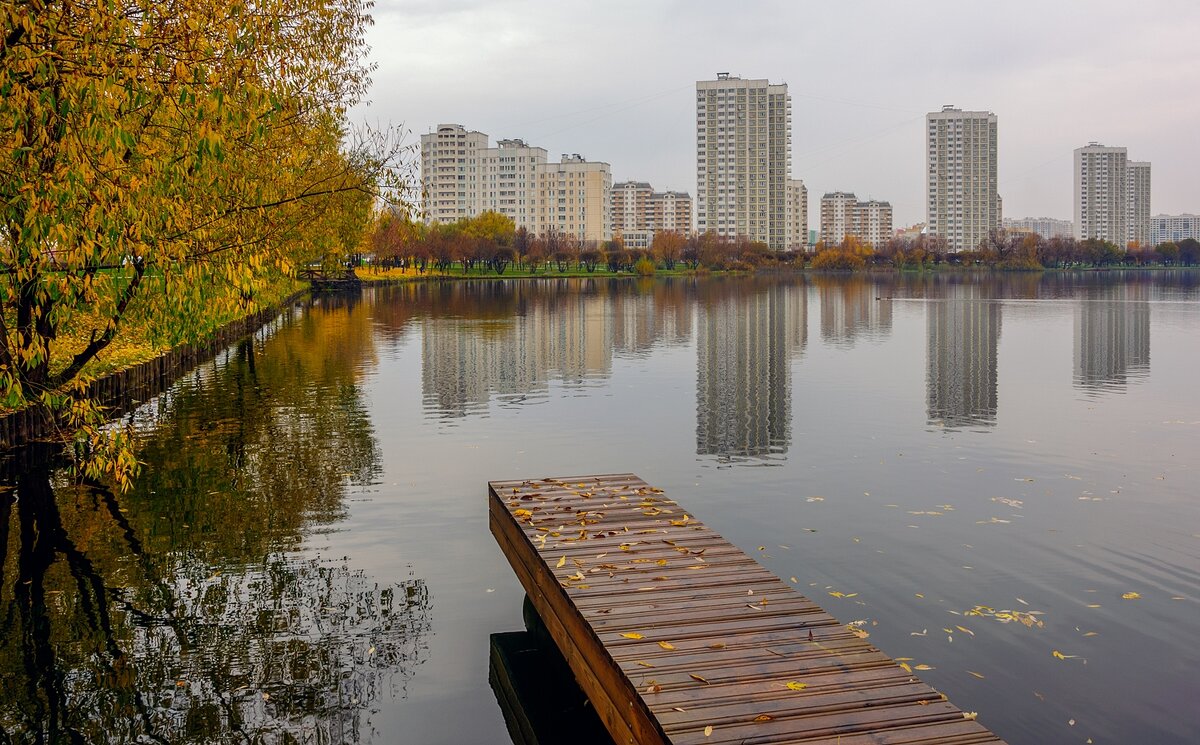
(0, 294, 430, 743)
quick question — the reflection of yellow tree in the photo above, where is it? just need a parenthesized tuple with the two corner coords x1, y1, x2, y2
(0, 295, 430, 742)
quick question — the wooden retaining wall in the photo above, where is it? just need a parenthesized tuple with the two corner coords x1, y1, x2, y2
(0, 292, 307, 448)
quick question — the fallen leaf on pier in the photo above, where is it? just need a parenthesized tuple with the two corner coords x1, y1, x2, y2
(754, 714, 773, 722)
(620, 632, 644, 640)
(785, 681, 808, 691)
(703, 725, 713, 737)
(556, 556, 566, 568)
(658, 641, 675, 650)
(690, 673, 709, 684)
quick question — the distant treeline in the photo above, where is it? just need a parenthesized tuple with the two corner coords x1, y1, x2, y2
(368, 210, 1200, 275)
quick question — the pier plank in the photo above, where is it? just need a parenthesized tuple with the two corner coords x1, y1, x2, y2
(489, 474, 1007, 745)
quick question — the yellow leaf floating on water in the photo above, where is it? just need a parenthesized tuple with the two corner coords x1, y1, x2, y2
(703, 725, 713, 737)
(785, 681, 808, 691)
(1122, 592, 1140, 599)
(1052, 650, 1066, 660)
(621, 632, 644, 640)
(914, 664, 933, 671)
(968, 670, 985, 679)
(658, 641, 676, 650)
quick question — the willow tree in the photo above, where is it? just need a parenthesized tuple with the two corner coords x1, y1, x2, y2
(1, 0, 396, 476)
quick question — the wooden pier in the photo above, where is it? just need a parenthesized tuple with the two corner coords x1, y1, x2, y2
(489, 473, 1008, 745)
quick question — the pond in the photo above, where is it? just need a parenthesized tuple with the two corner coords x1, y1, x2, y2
(1, 272, 1197, 743)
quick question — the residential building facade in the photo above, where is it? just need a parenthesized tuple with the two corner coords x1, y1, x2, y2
(610, 181, 693, 248)
(926, 106, 1000, 252)
(1150, 214, 1200, 245)
(419, 124, 492, 225)
(611, 181, 653, 242)
(420, 124, 611, 242)
(819, 192, 856, 246)
(1127, 160, 1152, 247)
(820, 192, 893, 249)
(1074, 143, 1127, 244)
(696, 73, 792, 250)
(785, 179, 808, 251)
(533, 154, 613, 244)
(1002, 217, 1074, 239)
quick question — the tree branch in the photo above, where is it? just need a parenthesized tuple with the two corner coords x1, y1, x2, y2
(49, 258, 145, 388)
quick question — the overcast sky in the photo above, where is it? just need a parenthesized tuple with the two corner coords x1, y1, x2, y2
(354, 0, 1200, 227)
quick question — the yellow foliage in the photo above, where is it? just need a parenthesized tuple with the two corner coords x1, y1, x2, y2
(1, 0, 399, 481)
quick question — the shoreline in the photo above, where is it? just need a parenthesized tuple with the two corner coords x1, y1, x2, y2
(355, 264, 1200, 284)
(0, 290, 308, 449)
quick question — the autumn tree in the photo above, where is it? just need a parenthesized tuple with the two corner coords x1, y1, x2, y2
(651, 230, 684, 270)
(1, 0, 400, 477)
(1178, 238, 1200, 266)
(370, 209, 424, 268)
(1153, 241, 1179, 265)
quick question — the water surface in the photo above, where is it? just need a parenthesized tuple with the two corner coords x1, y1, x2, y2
(2, 272, 1198, 743)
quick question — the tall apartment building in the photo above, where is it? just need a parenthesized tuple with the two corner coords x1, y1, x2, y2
(696, 73, 792, 250)
(610, 181, 693, 248)
(820, 192, 856, 246)
(819, 192, 893, 249)
(1150, 214, 1200, 245)
(420, 124, 492, 225)
(533, 154, 613, 244)
(926, 106, 1000, 252)
(1074, 143, 1127, 244)
(611, 181, 652, 240)
(1127, 161, 1152, 247)
(419, 124, 611, 243)
(785, 179, 808, 251)
(1002, 217, 1074, 239)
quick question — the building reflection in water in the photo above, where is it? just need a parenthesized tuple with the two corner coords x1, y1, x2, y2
(817, 277, 893, 347)
(420, 280, 694, 418)
(926, 283, 1002, 429)
(696, 281, 806, 461)
(1073, 283, 1151, 393)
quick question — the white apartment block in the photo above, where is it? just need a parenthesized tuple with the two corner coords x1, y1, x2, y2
(926, 106, 1000, 252)
(1002, 217, 1074, 239)
(420, 124, 492, 225)
(1150, 214, 1200, 245)
(785, 179, 808, 251)
(1074, 143, 1127, 244)
(820, 192, 892, 249)
(1127, 161, 1152, 247)
(420, 124, 611, 243)
(610, 181, 693, 248)
(697, 73, 792, 250)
